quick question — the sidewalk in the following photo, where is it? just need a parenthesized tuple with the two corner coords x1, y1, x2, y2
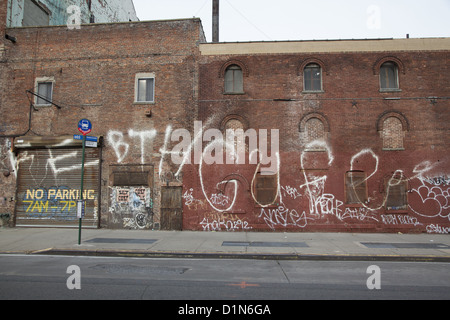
(1, 227, 450, 262)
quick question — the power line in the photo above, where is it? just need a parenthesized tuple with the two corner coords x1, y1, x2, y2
(224, 0, 273, 41)
(194, 0, 210, 17)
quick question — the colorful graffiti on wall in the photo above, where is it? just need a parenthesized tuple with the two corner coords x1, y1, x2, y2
(109, 187, 153, 229)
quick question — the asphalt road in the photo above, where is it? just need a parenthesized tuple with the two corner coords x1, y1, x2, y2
(0, 254, 449, 302)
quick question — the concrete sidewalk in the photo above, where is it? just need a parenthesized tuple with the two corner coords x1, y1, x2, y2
(1, 227, 450, 262)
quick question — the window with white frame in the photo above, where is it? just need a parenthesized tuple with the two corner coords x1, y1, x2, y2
(35, 77, 54, 106)
(135, 73, 155, 103)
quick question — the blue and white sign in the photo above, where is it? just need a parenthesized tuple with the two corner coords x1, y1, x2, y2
(78, 119, 92, 135)
(73, 135, 98, 142)
(73, 134, 98, 148)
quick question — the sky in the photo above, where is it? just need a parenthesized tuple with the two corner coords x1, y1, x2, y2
(132, 0, 450, 42)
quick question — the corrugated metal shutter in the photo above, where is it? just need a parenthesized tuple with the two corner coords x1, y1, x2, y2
(15, 148, 100, 228)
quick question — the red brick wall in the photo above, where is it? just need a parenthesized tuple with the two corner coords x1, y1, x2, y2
(0, 19, 204, 229)
(0, 0, 6, 36)
(182, 48, 450, 233)
(1, 17, 449, 233)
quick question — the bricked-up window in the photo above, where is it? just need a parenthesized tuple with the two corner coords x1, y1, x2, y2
(385, 179, 408, 210)
(254, 173, 278, 206)
(382, 117, 404, 150)
(225, 65, 244, 94)
(224, 118, 249, 153)
(304, 63, 322, 92)
(380, 62, 399, 90)
(305, 118, 326, 149)
(345, 172, 368, 204)
(135, 73, 155, 103)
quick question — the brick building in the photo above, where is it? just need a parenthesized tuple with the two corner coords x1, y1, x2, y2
(0, 0, 205, 229)
(184, 39, 450, 233)
(0, 0, 449, 233)
(7, 0, 138, 27)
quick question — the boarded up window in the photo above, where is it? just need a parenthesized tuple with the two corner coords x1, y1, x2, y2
(345, 172, 367, 204)
(113, 172, 149, 186)
(255, 173, 278, 206)
(385, 180, 408, 210)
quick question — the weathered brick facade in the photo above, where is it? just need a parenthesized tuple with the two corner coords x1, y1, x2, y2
(183, 40, 450, 233)
(0, 5, 449, 233)
(0, 13, 205, 229)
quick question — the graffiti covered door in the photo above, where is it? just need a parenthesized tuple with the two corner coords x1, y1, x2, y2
(109, 186, 153, 229)
(108, 165, 154, 230)
(15, 148, 100, 228)
(161, 186, 182, 230)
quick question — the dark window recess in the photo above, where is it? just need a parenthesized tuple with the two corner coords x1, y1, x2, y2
(380, 62, 399, 90)
(224, 65, 244, 93)
(345, 172, 367, 204)
(304, 63, 322, 91)
(255, 174, 277, 206)
(113, 172, 149, 186)
(385, 180, 408, 210)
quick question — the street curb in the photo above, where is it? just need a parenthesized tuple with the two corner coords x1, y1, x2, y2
(27, 248, 450, 263)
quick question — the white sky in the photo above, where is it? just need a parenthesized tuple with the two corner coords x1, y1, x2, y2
(132, 0, 450, 42)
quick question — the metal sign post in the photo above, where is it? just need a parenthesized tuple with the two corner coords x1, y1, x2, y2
(77, 119, 92, 245)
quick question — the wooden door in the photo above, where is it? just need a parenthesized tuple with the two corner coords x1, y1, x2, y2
(160, 187, 183, 230)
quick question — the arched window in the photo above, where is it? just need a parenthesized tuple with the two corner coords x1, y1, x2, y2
(224, 118, 246, 152)
(224, 65, 243, 94)
(304, 63, 322, 92)
(299, 112, 330, 151)
(380, 62, 399, 90)
(382, 117, 404, 150)
(306, 118, 325, 141)
(221, 115, 252, 163)
(305, 118, 326, 150)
